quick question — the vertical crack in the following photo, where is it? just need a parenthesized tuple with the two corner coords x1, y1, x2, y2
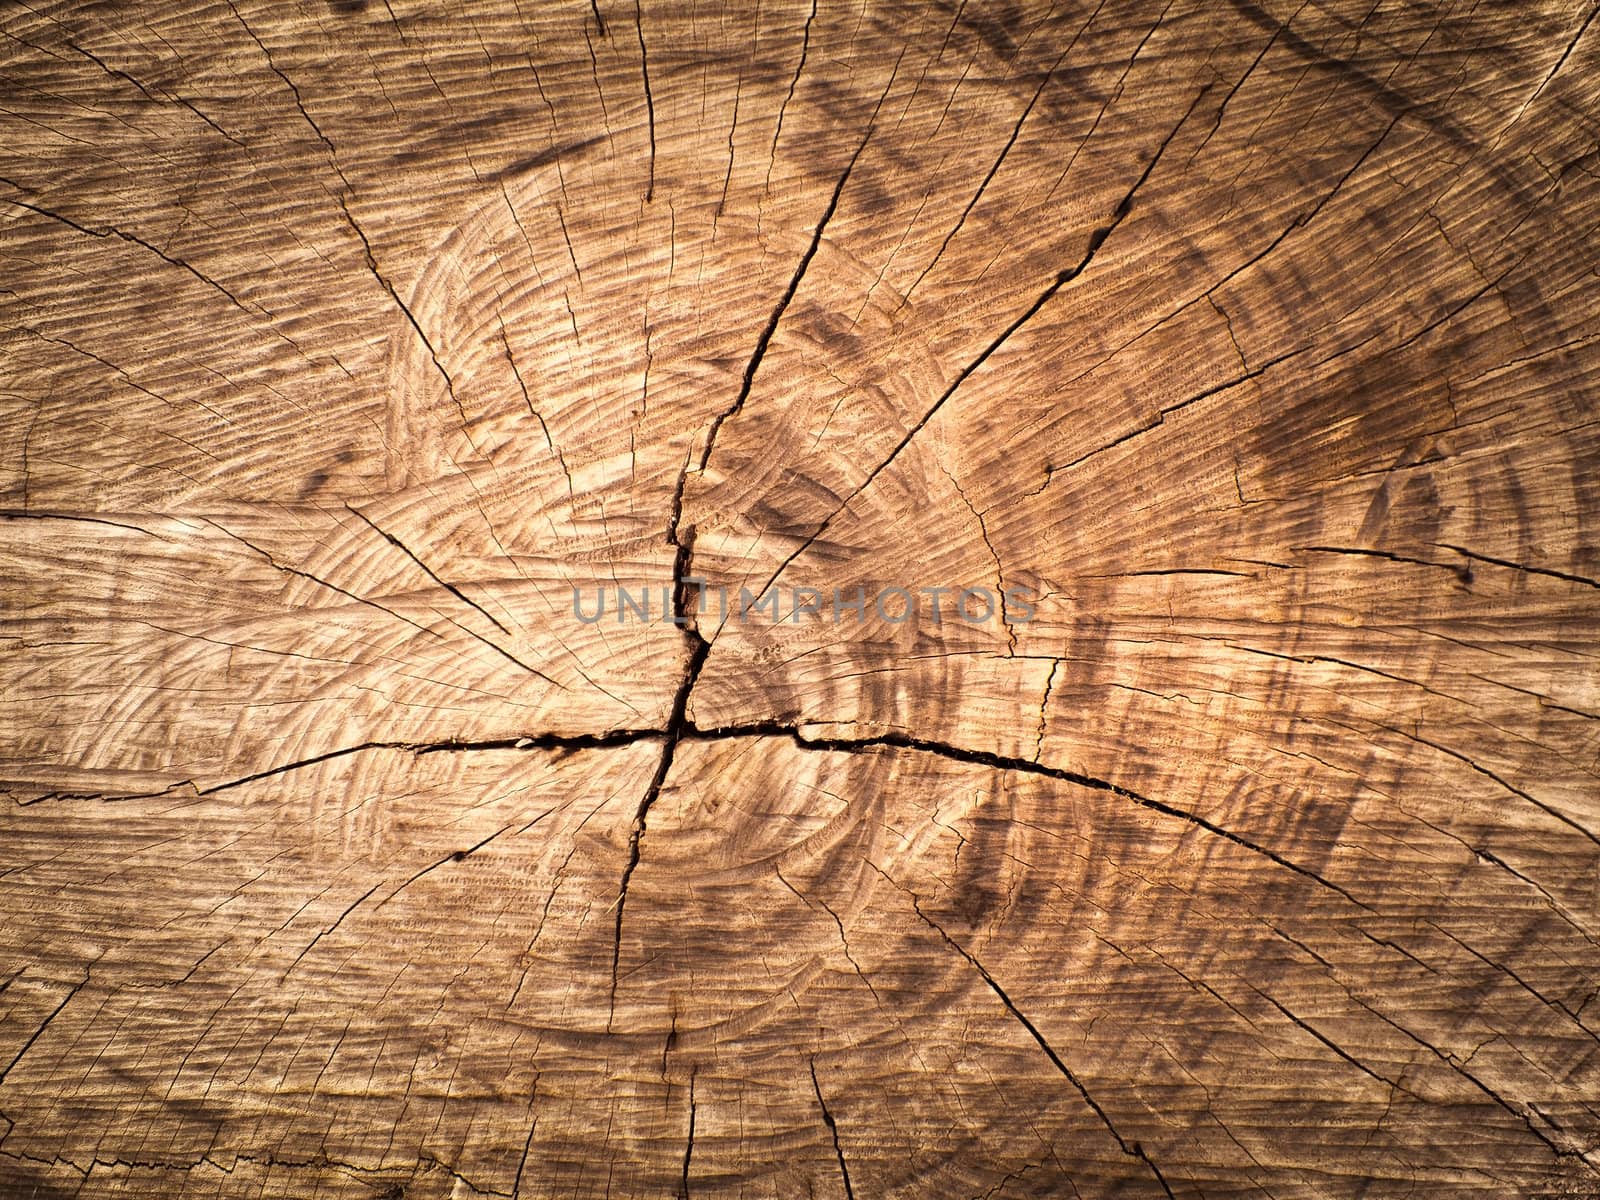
(635, 0, 656, 201)
(1034, 657, 1061, 761)
(810, 1060, 855, 1200)
(608, 460, 712, 1027)
(941, 462, 1016, 651)
(768, 0, 818, 186)
(678, 1067, 697, 1199)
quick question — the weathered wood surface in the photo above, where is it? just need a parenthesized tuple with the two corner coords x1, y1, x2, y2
(3, 1, 1600, 1196)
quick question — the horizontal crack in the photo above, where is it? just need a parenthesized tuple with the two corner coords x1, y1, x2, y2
(687, 721, 1369, 910)
(11, 719, 1366, 913)
(11, 730, 664, 806)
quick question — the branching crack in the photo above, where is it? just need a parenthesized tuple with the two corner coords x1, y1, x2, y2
(20, 711, 1364, 919)
(750, 82, 1215, 600)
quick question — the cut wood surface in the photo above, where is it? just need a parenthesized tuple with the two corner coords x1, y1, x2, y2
(3, 1, 1600, 1196)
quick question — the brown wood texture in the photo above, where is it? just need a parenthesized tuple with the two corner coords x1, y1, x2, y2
(3, 1, 1600, 1196)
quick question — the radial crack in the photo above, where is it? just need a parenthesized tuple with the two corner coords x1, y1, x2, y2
(904, 0, 1106, 301)
(899, 892, 1175, 1198)
(0, 974, 89, 1086)
(343, 505, 563, 689)
(332, 193, 469, 430)
(689, 721, 1369, 911)
(700, 95, 880, 473)
(750, 82, 1215, 602)
(0, 186, 252, 316)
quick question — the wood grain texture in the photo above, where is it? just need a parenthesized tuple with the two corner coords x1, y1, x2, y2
(3, 0, 1599, 1196)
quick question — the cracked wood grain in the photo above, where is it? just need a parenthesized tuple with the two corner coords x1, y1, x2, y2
(3, 0, 1600, 1197)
